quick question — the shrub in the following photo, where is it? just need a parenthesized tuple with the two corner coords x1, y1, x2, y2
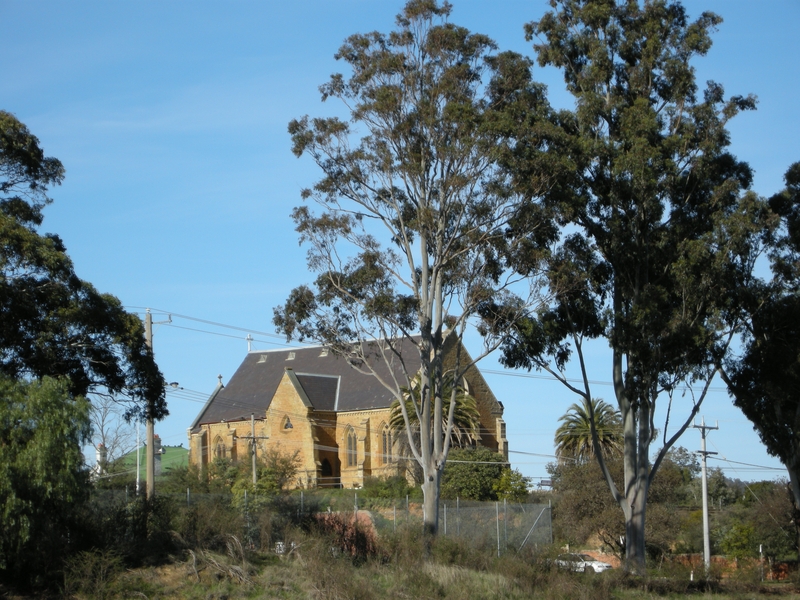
(361, 475, 412, 499)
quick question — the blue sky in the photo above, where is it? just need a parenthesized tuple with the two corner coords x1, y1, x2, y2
(3, 0, 798, 483)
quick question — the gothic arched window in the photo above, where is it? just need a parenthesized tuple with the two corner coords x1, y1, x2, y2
(381, 424, 393, 465)
(213, 436, 227, 459)
(345, 427, 357, 467)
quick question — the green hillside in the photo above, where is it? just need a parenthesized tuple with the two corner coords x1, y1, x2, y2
(118, 444, 189, 477)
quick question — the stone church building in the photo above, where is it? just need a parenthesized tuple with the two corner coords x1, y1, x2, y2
(187, 337, 508, 489)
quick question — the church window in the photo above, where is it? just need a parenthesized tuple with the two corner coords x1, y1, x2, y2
(213, 436, 227, 459)
(381, 424, 393, 464)
(345, 427, 357, 467)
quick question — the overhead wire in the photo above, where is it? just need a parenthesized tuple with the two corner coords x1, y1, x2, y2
(126, 308, 775, 478)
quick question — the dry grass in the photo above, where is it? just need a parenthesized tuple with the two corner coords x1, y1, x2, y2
(56, 531, 800, 600)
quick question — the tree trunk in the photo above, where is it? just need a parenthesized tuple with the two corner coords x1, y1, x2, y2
(625, 477, 648, 574)
(787, 459, 800, 561)
(421, 468, 442, 536)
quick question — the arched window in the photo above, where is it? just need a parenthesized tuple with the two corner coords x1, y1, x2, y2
(381, 424, 393, 464)
(345, 427, 357, 467)
(213, 436, 227, 459)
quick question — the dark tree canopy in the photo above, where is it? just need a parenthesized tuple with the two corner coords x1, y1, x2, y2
(488, 0, 767, 571)
(722, 161, 800, 556)
(0, 110, 165, 419)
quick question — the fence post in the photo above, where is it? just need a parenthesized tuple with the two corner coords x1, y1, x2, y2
(457, 497, 460, 536)
(406, 494, 409, 529)
(393, 504, 396, 533)
(504, 498, 508, 551)
(187, 487, 190, 508)
(496, 501, 501, 557)
(444, 503, 447, 536)
(301, 491, 304, 516)
(354, 492, 358, 519)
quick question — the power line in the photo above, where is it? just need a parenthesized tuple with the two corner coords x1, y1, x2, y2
(481, 369, 729, 393)
(125, 306, 286, 340)
(128, 306, 734, 395)
(707, 455, 783, 472)
(162, 323, 296, 348)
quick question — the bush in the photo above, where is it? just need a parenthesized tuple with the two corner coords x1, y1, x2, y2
(362, 475, 412, 499)
(62, 550, 124, 600)
(441, 447, 506, 501)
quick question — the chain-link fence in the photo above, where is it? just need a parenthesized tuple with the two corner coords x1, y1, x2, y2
(90, 489, 552, 556)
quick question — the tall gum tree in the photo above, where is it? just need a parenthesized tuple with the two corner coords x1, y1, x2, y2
(488, 0, 768, 571)
(720, 161, 800, 558)
(273, 0, 554, 535)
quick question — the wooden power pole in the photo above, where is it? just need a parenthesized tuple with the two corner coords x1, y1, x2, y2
(144, 309, 155, 499)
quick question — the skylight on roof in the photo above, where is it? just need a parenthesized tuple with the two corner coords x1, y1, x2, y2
(287, 352, 295, 361)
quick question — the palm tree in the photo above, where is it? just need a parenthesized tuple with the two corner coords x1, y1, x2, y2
(554, 398, 622, 464)
(390, 373, 481, 450)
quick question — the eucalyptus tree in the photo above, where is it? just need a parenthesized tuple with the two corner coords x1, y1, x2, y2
(488, 0, 768, 571)
(720, 162, 800, 557)
(0, 110, 165, 421)
(273, 0, 553, 534)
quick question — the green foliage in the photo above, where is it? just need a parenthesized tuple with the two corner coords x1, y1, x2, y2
(390, 374, 481, 450)
(62, 550, 124, 600)
(231, 449, 301, 511)
(715, 480, 796, 560)
(441, 447, 506, 501)
(719, 522, 757, 560)
(492, 468, 530, 502)
(553, 398, 622, 464)
(361, 475, 412, 499)
(492, 0, 768, 569)
(0, 110, 164, 420)
(273, 0, 554, 533)
(722, 161, 800, 552)
(0, 376, 91, 584)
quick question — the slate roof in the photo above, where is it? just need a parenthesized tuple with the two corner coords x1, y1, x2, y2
(191, 338, 423, 429)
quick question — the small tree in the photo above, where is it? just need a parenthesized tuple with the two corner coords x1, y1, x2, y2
(274, 0, 553, 535)
(0, 376, 91, 585)
(493, 468, 531, 502)
(440, 447, 507, 501)
(90, 394, 137, 474)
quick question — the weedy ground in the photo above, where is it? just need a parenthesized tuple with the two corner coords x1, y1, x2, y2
(55, 529, 800, 600)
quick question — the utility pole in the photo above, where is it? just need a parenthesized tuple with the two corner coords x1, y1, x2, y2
(143, 308, 171, 499)
(252, 413, 257, 484)
(136, 420, 141, 495)
(236, 413, 269, 485)
(694, 417, 718, 573)
(144, 309, 155, 500)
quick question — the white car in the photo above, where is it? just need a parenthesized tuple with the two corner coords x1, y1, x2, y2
(555, 553, 613, 573)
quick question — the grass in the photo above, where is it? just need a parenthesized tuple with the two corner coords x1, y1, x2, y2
(58, 529, 800, 600)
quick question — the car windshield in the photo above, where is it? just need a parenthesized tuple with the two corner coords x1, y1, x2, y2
(578, 554, 594, 561)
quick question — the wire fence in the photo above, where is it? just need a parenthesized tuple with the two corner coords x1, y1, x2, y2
(90, 489, 552, 556)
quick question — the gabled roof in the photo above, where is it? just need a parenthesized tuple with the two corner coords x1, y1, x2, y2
(191, 338, 423, 429)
